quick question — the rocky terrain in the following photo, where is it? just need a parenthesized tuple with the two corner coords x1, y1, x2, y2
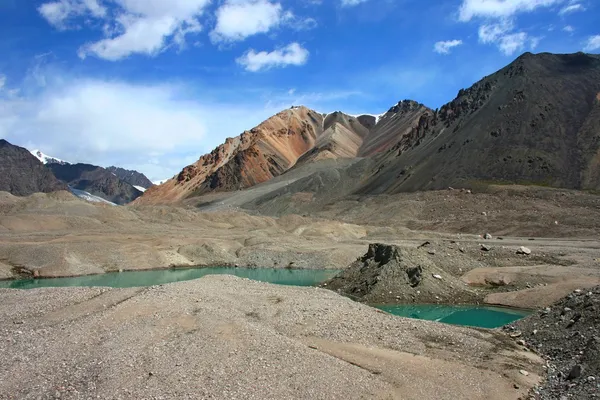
(324, 243, 483, 304)
(0, 275, 543, 399)
(48, 163, 143, 205)
(0, 140, 67, 196)
(107, 166, 154, 190)
(511, 286, 600, 399)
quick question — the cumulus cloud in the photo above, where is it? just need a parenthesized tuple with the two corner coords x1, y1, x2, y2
(458, 0, 563, 21)
(583, 35, 600, 52)
(563, 25, 574, 32)
(210, 0, 292, 43)
(433, 40, 463, 54)
(237, 42, 309, 71)
(39, 0, 211, 60)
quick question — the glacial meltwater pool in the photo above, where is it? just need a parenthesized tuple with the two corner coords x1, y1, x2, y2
(376, 304, 531, 329)
(0, 268, 530, 328)
(0, 267, 341, 290)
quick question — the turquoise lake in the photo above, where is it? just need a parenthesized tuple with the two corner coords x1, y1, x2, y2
(0, 267, 340, 289)
(0, 268, 529, 328)
(377, 304, 530, 329)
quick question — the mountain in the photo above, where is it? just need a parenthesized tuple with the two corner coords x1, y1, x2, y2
(0, 140, 67, 196)
(106, 166, 154, 190)
(30, 149, 70, 165)
(137, 105, 426, 204)
(139, 52, 600, 206)
(358, 52, 600, 194)
(48, 163, 142, 205)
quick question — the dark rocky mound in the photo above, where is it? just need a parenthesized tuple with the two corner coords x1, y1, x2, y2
(322, 243, 481, 304)
(106, 166, 153, 189)
(48, 163, 142, 205)
(359, 52, 600, 194)
(0, 139, 67, 196)
(511, 286, 600, 399)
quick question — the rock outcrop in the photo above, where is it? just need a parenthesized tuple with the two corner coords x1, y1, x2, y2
(323, 243, 480, 304)
(0, 139, 67, 196)
(513, 286, 600, 399)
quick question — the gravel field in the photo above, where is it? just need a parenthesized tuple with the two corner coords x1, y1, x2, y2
(0, 275, 542, 399)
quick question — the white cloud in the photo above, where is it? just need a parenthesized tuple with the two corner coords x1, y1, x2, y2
(497, 32, 528, 55)
(433, 40, 463, 54)
(38, 0, 106, 28)
(0, 72, 286, 180)
(529, 36, 542, 49)
(39, 0, 211, 60)
(477, 19, 537, 56)
(583, 35, 600, 52)
(237, 42, 309, 72)
(478, 20, 513, 43)
(459, 0, 563, 21)
(210, 0, 291, 43)
(0, 75, 5, 91)
(559, 2, 584, 15)
(341, 0, 369, 6)
(563, 25, 574, 32)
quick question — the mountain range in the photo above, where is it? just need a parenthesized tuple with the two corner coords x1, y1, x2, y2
(137, 52, 600, 207)
(2, 52, 599, 208)
(0, 145, 154, 205)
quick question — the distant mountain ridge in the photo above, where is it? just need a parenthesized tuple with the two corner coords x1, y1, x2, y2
(106, 166, 154, 189)
(48, 163, 143, 205)
(0, 140, 67, 196)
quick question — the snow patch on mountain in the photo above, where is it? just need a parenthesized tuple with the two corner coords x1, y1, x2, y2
(30, 149, 69, 165)
(133, 185, 146, 192)
(70, 188, 117, 206)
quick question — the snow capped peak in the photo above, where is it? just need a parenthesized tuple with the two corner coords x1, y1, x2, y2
(30, 149, 69, 165)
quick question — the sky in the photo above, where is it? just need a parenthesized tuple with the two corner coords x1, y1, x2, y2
(0, 0, 598, 181)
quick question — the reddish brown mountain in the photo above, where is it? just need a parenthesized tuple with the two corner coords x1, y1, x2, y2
(137, 104, 428, 204)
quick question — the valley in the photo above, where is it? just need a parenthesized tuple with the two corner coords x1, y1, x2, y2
(2, 51, 600, 399)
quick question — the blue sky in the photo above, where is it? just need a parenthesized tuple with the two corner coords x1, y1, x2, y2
(0, 0, 598, 180)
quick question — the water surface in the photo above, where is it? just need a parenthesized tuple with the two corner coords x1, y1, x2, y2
(377, 304, 530, 329)
(0, 267, 340, 289)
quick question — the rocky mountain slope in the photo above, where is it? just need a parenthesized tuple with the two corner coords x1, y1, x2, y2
(48, 163, 142, 205)
(138, 104, 428, 204)
(106, 166, 153, 190)
(0, 140, 67, 196)
(358, 52, 600, 194)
